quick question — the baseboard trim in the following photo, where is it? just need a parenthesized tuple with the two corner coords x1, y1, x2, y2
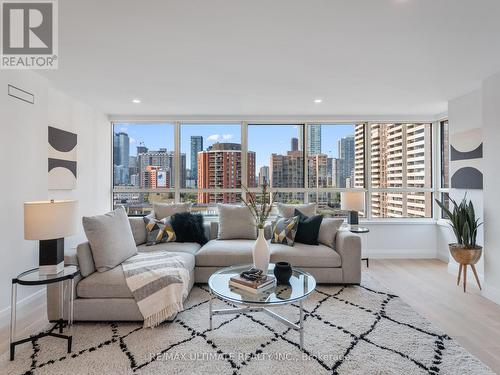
(0, 289, 47, 355)
(367, 249, 437, 259)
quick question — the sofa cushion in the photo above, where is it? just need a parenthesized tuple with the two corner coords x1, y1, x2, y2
(153, 202, 191, 220)
(77, 265, 132, 298)
(129, 216, 148, 245)
(77, 252, 195, 299)
(318, 218, 344, 249)
(277, 203, 316, 218)
(217, 204, 256, 240)
(137, 242, 201, 255)
(195, 239, 255, 267)
(270, 243, 342, 268)
(82, 207, 138, 272)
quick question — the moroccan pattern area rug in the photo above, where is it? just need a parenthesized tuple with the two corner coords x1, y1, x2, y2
(3, 275, 493, 375)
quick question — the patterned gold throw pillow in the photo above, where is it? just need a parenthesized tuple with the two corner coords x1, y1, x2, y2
(143, 215, 176, 246)
(271, 216, 300, 246)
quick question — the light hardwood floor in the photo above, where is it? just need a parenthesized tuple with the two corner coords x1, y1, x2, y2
(366, 259, 500, 374)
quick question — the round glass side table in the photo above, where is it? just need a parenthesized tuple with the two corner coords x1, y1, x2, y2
(10, 265, 79, 361)
(347, 225, 370, 267)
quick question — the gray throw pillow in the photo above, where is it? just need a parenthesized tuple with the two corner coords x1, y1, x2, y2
(82, 206, 138, 272)
(153, 202, 191, 220)
(277, 203, 316, 218)
(318, 218, 344, 249)
(217, 204, 257, 240)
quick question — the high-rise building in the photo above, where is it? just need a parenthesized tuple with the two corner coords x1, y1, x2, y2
(291, 137, 299, 152)
(137, 148, 185, 188)
(332, 158, 345, 188)
(259, 166, 269, 186)
(354, 125, 365, 188)
(338, 135, 355, 188)
(190, 136, 203, 181)
(308, 154, 328, 188)
(297, 125, 320, 153)
(113, 132, 130, 185)
(308, 125, 321, 155)
(369, 124, 431, 218)
(270, 150, 304, 188)
(197, 143, 256, 204)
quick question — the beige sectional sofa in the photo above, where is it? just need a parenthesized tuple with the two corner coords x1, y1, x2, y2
(47, 217, 361, 321)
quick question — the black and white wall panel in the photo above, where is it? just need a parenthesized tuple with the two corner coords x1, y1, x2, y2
(48, 126, 78, 189)
(450, 128, 483, 189)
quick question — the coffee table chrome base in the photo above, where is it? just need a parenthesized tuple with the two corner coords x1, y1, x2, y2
(209, 296, 305, 349)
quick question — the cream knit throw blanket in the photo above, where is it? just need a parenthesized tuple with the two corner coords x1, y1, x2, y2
(121, 251, 189, 328)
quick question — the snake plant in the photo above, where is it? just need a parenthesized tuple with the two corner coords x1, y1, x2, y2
(435, 194, 482, 248)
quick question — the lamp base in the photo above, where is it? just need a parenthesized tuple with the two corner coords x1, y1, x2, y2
(347, 211, 359, 225)
(39, 238, 64, 275)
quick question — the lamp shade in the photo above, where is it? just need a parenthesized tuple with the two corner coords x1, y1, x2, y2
(24, 200, 78, 240)
(340, 192, 365, 212)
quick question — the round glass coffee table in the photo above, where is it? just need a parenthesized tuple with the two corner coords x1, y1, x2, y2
(208, 264, 316, 349)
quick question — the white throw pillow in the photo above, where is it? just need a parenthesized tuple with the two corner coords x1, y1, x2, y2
(153, 202, 191, 220)
(277, 203, 317, 218)
(82, 206, 138, 272)
(217, 204, 257, 240)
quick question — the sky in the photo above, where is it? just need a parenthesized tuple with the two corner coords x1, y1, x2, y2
(115, 123, 356, 172)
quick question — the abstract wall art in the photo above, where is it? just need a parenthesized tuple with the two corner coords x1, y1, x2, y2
(48, 126, 77, 189)
(450, 128, 483, 189)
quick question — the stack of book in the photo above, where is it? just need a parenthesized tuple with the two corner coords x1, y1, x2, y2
(229, 274, 276, 294)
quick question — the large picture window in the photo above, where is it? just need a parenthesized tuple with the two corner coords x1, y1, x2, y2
(112, 121, 436, 219)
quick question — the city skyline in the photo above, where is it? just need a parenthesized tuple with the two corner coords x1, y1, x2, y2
(115, 123, 357, 172)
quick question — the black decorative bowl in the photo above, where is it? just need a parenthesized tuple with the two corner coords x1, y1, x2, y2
(274, 262, 292, 285)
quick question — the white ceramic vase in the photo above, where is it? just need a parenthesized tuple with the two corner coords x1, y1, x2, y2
(253, 228, 270, 273)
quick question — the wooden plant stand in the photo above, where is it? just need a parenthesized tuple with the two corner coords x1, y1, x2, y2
(451, 246, 482, 293)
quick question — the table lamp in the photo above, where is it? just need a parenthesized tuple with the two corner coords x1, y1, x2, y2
(340, 192, 364, 225)
(24, 200, 78, 275)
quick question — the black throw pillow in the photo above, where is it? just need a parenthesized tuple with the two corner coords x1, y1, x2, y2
(293, 208, 323, 245)
(170, 212, 208, 245)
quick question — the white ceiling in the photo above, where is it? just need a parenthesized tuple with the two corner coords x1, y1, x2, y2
(40, 0, 500, 117)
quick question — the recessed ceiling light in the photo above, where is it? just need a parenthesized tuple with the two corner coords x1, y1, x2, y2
(314, 99, 323, 103)
(132, 98, 141, 104)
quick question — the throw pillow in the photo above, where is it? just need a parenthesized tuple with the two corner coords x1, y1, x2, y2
(217, 204, 257, 240)
(153, 202, 191, 220)
(293, 209, 323, 245)
(276, 202, 317, 218)
(143, 215, 176, 246)
(318, 218, 344, 249)
(171, 212, 208, 245)
(271, 216, 300, 246)
(82, 206, 138, 272)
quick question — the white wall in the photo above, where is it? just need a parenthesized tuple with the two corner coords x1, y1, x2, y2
(440, 89, 485, 277)
(0, 70, 110, 331)
(482, 70, 500, 304)
(361, 222, 438, 259)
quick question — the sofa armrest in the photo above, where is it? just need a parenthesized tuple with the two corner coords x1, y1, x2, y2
(335, 231, 362, 284)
